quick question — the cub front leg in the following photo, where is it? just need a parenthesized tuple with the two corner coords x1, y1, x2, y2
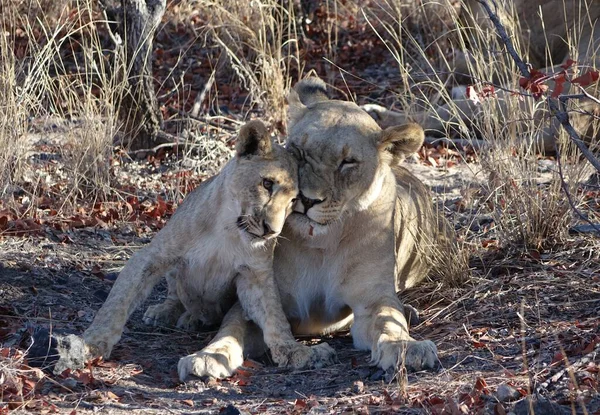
(351, 295, 437, 372)
(235, 265, 336, 370)
(83, 248, 179, 359)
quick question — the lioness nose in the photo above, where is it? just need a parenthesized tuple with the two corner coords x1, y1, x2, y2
(299, 193, 325, 210)
(263, 222, 277, 237)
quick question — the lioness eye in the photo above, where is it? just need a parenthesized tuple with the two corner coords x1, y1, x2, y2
(340, 158, 358, 169)
(262, 178, 274, 191)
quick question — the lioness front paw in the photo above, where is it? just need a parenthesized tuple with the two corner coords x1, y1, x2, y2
(373, 339, 437, 372)
(178, 346, 244, 381)
(143, 302, 183, 327)
(272, 342, 337, 370)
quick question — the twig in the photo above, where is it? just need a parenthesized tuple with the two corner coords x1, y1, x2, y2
(190, 70, 216, 118)
(476, 0, 600, 173)
(476, 1, 530, 78)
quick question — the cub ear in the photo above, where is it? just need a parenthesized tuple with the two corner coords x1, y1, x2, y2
(236, 120, 272, 158)
(378, 123, 424, 165)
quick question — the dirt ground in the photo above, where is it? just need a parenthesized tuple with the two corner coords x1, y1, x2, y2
(1, 143, 599, 414)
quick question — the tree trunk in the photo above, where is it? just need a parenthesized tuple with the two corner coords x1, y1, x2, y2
(117, 0, 166, 150)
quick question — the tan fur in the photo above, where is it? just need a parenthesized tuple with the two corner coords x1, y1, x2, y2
(363, 0, 600, 153)
(196, 78, 455, 375)
(80, 120, 336, 381)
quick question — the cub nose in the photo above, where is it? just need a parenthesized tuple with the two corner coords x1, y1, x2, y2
(299, 193, 325, 210)
(262, 222, 277, 237)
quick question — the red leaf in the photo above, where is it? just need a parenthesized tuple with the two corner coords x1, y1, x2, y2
(572, 70, 600, 87)
(294, 399, 307, 408)
(561, 59, 576, 70)
(182, 400, 194, 407)
(241, 359, 262, 369)
(474, 377, 489, 394)
(551, 73, 566, 98)
(466, 85, 480, 104)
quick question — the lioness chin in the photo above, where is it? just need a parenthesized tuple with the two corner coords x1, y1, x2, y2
(76, 120, 336, 381)
(193, 77, 455, 376)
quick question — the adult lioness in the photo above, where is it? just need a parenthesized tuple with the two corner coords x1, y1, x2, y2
(78, 120, 335, 379)
(364, 0, 600, 153)
(184, 77, 454, 380)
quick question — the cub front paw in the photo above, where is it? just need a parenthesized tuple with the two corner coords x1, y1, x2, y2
(272, 342, 337, 370)
(373, 339, 437, 372)
(178, 347, 243, 381)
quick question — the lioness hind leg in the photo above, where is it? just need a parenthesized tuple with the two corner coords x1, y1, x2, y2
(235, 266, 337, 370)
(178, 302, 248, 381)
(143, 274, 185, 327)
(351, 296, 437, 373)
(175, 310, 204, 331)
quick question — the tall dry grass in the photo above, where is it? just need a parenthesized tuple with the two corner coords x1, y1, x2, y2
(0, 0, 126, 211)
(365, 0, 596, 252)
(201, 0, 303, 130)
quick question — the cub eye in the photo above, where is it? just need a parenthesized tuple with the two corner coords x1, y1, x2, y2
(339, 158, 358, 169)
(262, 178, 274, 191)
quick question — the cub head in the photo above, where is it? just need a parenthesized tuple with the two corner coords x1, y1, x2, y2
(286, 77, 424, 234)
(231, 120, 299, 247)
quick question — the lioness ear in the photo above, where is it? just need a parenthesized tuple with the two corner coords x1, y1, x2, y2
(287, 89, 308, 128)
(287, 77, 329, 128)
(236, 120, 272, 158)
(294, 77, 330, 106)
(378, 123, 425, 165)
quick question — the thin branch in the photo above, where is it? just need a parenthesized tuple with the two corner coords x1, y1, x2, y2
(476, 0, 530, 78)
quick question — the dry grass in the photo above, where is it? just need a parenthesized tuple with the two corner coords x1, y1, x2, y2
(0, 0, 124, 211)
(365, 0, 597, 252)
(201, 0, 302, 130)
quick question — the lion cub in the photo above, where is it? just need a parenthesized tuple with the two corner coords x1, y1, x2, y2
(81, 120, 335, 381)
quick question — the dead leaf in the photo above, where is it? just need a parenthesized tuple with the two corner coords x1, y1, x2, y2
(572, 70, 600, 87)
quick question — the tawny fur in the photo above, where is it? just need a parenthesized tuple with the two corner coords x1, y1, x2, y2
(80, 120, 336, 381)
(193, 77, 455, 376)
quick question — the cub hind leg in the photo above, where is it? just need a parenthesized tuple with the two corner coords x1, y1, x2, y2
(143, 273, 186, 328)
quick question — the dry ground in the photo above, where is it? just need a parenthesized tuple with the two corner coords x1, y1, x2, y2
(1, 129, 599, 414)
(1, 1, 600, 414)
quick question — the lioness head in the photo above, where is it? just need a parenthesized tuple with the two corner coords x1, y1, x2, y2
(232, 120, 299, 246)
(286, 77, 424, 233)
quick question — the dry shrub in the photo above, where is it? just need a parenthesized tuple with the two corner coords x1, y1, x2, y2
(0, 0, 127, 210)
(201, 0, 302, 129)
(366, 0, 595, 253)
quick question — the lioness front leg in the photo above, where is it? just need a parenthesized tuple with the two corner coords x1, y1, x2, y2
(235, 265, 336, 370)
(178, 302, 249, 380)
(351, 295, 437, 372)
(83, 248, 179, 359)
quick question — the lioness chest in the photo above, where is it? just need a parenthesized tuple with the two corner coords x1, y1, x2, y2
(274, 229, 351, 334)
